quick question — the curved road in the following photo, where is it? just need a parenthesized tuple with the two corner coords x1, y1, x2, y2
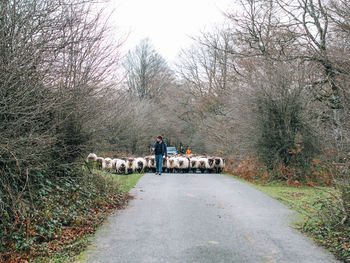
(83, 173, 338, 263)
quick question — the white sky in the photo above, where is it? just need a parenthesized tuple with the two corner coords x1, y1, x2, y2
(108, 0, 234, 62)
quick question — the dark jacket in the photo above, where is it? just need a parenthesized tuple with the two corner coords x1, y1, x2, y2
(153, 141, 167, 157)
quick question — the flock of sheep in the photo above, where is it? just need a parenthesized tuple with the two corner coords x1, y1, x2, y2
(87, 153, 225, 174)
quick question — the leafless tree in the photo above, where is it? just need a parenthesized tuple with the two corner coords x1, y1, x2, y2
(124, 38, 174, 100)
(0, 0, 122, 248)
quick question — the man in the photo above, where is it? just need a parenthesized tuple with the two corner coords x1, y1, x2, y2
(152, 136, 167, 175)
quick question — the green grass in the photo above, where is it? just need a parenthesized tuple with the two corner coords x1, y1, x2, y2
(92, 169, 144, 192)
(226, 173, 331, 220)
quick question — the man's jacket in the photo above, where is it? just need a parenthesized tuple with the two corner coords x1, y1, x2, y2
(153, 141, 167, 156)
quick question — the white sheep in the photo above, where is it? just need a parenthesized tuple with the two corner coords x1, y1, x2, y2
(213, 157, 225, 173)
(167, 156, 178, 173)
(104, 158, 113, 171)
(115, 159, 127, 174)
(189, 157, 200, 173)
(125, 158, 134, 174)
(112, 159, 118, 170)
(166, 158, 173, 173)
(86, 153, 97, 168)
(206, 157, 215, 173)
(162, 158, 169, 172)
(198, 157, 209, 173)
(133, 157, 147, 173)
(96, 157, 105, 170)
(176, 156, 190, 173)
(146, 156, 156, 172)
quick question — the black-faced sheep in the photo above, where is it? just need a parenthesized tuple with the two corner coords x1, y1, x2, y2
(126, 158, 134, 174)
(206, 157, 215, 173)
(115, 159, 127, 174)
(87, 153, 97, 168)
(214, 157, 225, 173)
(96, 157, 105, 170)
(133, 157, 147, 173)
(176, 156, 190, 173)
(104, 158, 113, 171)
(189, 157, 200, 173)
(147, 156, 156, 172)
(162, 158, 168, 173)
(167, 156, 177, 173)
(198, 157, 209, 173)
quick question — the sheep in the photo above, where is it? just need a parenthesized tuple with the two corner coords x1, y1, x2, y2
(86, 153, 97, 168)
(115, 159, 127, 174)
(162, 158, 168, 173)
(206, 157, 215, 173)
(144, 157, 150, 172)
(104, 158, 113, 171)
(176, 156, 190, 173)
(166, 158, 172, 173)
(96, 157, 105, 170)
(198, 157, 209, 173)
(133, 157, 147, 173)
(112, 159, 118, 170)
(146, 156, 156, 172)
(125, 158, 134, 174)
(189, 157, 200, 173)
(167, 156, 178, 173)
(213, 157, 225, 173)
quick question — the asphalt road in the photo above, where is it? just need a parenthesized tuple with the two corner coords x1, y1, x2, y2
(83, 173, 338, 263)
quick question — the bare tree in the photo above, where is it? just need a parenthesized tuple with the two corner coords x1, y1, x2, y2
(0, 0, 122, 253)
(124, 38, 174, 100)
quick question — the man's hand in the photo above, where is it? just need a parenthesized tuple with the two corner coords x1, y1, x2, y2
(164, 156, 167, 159)
(152, 148, 155, 152)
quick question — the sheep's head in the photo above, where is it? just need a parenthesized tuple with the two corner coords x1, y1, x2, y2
(215, 158, 221, 165)
(138, 161, 143, 168)
(208, 158, 214, 166)
(199, 160, 205, 167)
(179, 160, 184, 166)
(151, 159, 155, 165)
(191, 161, 196, 167)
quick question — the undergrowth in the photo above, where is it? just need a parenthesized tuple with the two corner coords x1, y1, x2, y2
(0, 168, 141, 262)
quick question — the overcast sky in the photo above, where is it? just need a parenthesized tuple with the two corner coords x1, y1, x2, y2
(109, 0, 234, 62)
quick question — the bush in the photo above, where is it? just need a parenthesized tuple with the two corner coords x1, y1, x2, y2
(0, 167, 126, 262)
(303, 162, 350, 261)
(251, 63, 319, 178)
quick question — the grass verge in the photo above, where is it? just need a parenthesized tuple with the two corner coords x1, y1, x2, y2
(92, 169, 144, 192)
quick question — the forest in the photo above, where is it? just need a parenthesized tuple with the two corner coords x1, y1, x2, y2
(0, 0, 349, 261)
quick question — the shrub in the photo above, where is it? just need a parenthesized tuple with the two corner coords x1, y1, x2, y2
(0, 167, 126, 262)
(303, 162, 350, 261)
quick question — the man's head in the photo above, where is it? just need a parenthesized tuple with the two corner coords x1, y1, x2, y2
(156, 135, 163, 142)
